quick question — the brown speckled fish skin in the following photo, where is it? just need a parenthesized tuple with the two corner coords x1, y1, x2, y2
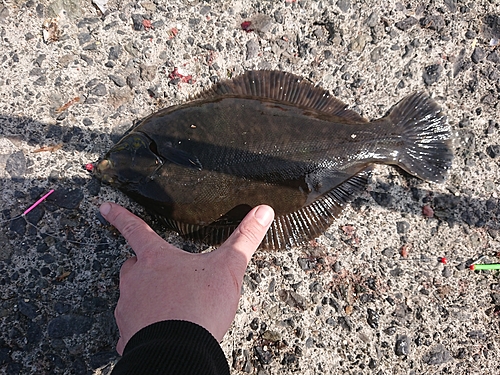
(94, 70, 452, 249)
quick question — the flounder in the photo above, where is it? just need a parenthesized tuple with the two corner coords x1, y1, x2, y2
(93, 70, 452, 249)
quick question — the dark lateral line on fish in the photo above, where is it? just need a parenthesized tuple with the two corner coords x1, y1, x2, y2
(137, 135, 386, 186)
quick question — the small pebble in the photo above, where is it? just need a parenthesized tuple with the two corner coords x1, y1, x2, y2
(422, 344, 452, 365)
(77, 32, 91, 45)
(297, 258, 314, 271)
(336, 0, 350, 13)
(6, 151, 26, 178)
(90, 83, 107, 96)
(250, 318, 259, 330)
(419, 15, 445, 32)
(382, 247, 395, 257)
(126, 74, 140, 88)
(47, 188, 84, 209)
(262, 330, 281, 342)
(442, 267, 452, 278)
(246, 39, 259, 60)
(395, 334, 410, 356)
(90, 352, 116, 370)
(486, 145, 500, 158)
(82, 42, 98, 51)
(487, 51, 500, 63)
(108, 74, 127, 87)
(338, 316, 352, 331)
(365, 11, 379, 28)
(465, 29, 476, 39)
(395, 17, 418, 31)
(396, 221, 410, 234)
(368, 358, 376, 369)
(139, 64, 157, 82)
(254, 346, 273, 365)
(326, 317, 337, 326)
(384, 326, 397, 335)
(467, 330, 486, 340)
(370, 191, 392, 207)
(33, 75, 47, 86)
(248, 14, 273, 34)
(189, 18, 201, 27)
(131, 14, 146, 31)
(18, 299, 37, 319)
(274, 9, 283, 24)
(367, 308, 379, 329)
(471, 47, 485, 64)
(47, 315, 93, 338)
(422, 64, 443, 85)
(332, 261, 342, 273)
(108, 45, 123, 60)
(402, 44, 413, 58)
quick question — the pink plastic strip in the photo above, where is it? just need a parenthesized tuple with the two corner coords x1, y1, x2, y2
(22, 189, 55, 216)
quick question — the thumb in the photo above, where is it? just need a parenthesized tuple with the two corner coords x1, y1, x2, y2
(99, 202, 167, 258)
(219, 205, 274, 266)
(116, 336, 126, 356)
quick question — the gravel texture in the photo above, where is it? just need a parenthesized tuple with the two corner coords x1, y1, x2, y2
(0, 0, 499, 374)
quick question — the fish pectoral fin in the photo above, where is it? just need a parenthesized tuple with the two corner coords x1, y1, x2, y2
(163, 146, 202, 170)
(304, 167, 372, 206)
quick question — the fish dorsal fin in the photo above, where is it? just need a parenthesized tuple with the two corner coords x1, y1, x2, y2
(195, 70, 368, 122)
(160, 167, 371, 250)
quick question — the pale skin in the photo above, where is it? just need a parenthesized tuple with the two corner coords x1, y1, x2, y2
(99, 202, 275, 355)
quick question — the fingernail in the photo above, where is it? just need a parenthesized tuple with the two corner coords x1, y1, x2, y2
(254, 205, 274, 227)
(100, 202, 111, 217)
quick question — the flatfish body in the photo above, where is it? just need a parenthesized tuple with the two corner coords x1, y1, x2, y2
(93, 70, 452, 249)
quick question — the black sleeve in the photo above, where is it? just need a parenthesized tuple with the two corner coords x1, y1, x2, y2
(111, 320, 230, 375)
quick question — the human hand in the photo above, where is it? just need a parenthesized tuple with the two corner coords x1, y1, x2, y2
(99, 202, 275, 355)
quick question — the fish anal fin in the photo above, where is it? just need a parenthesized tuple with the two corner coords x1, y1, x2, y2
(194, 70, 368, 123)
(160, 205, 252, 246)
(262, 167, 372, 249)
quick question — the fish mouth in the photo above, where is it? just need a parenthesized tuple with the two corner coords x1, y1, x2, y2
(86, 159, 116, 184)
(97, 159, 115, 184)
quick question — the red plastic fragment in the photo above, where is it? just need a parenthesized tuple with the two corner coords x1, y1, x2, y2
(469, 264, 475, 270)
(438, 257, 447, 264)
(241, 21, 254, 32)
(142, 19, 153, 30)
(400, 245, 409, 258)
(167, 27, 178, 39)
(85, 163, 94, 172)
(341, 225, 355, 237)
(168, 68, 194, 84)
(422, 205, 434, 218)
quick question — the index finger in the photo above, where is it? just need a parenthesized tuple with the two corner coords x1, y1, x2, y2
(99, 202, 172, 258)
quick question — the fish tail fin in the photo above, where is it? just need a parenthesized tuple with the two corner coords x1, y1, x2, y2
(388, 92, 452, 183)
